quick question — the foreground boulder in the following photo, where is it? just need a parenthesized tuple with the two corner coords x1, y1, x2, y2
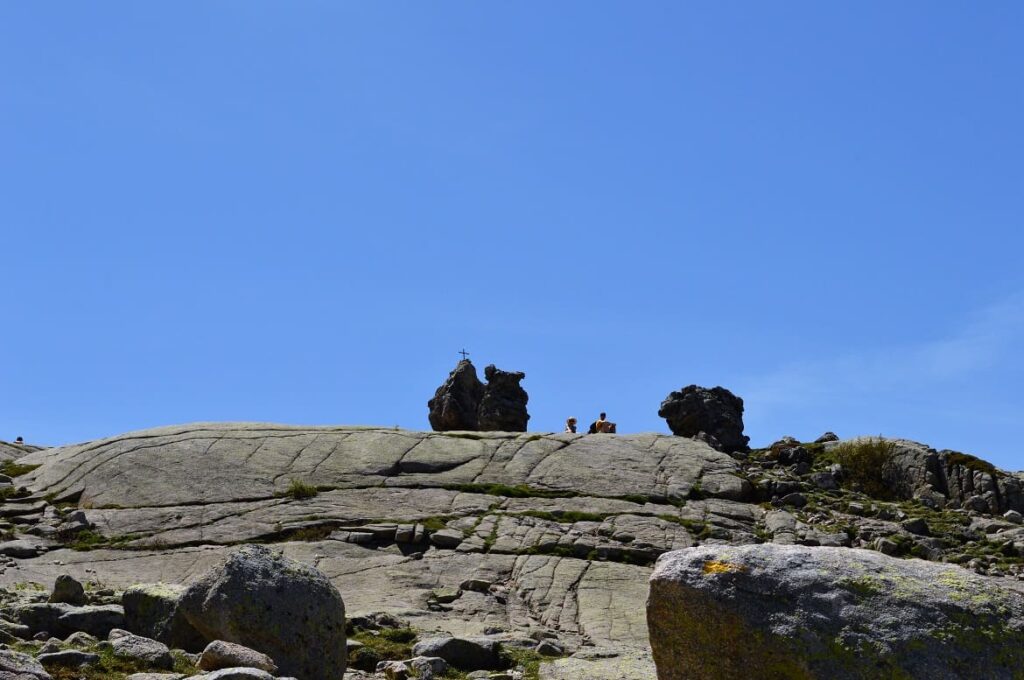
(647, 544, 1024, 679)
(177, 545, 346, 680)
(658, 385, 749, 453)
(428, 360, 485, 431)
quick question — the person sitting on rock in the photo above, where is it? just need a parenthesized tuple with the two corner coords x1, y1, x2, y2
(589, 413, 607, 434)
(565, 417, 578, 433)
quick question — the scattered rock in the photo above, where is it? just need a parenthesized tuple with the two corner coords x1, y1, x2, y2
(411, 637, 502, 671)
(815, 431, 839, 443)
(535, 639, 563, 656)
(1005, 510, 1023, 525)
(648, 544, 1024, 679)
(0, 650, 51, 679)
(198, 641, 277, 673)
(0, 541, 39, 559)
(110, 630, 173, 669)
(177, 545, 346, 680)
(37, 650, 100, 668)
(657, 385, 750, 453)
(48, 575, 85, 606)
(193, 669, 275, 680)
(901, 517, 930, 536)
(429, 529, 464, 549)
(408, 656, 448, 679)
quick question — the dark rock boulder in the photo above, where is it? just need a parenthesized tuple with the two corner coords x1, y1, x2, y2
(428, 361, 530, 432)
(477, 365, 529, 432)
(648, 544, 1024, 680)
(428, 360, 485, 432)
(658, 386, 749, 453)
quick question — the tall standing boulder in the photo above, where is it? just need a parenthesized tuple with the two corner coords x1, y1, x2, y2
(477, 365, 529, 432)
(177, 545, 346, 680)
(428, 360, 485, 431)
(658, 385, 749, 453)
(647, 544, 1024, 680)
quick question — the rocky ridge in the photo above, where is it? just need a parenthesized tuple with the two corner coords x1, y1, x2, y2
(0, 425, 1020, 678)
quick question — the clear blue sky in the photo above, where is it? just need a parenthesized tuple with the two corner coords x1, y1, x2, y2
(3, 4, 1022, 469)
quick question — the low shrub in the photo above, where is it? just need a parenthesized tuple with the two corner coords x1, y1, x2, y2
(832, 438, 896, 499)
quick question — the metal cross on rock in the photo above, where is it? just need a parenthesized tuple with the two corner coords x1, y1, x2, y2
(458, 349, 470, 361)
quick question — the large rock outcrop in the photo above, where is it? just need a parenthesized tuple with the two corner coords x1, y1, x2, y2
(428, 360, 485, 431)
(648, 544, 1024, 680)
(477, 365, 529, 432)
(876, 438, 1024, 514)
(177, 545, 346, 680)
(658, 385, 749, 453)
(428, 361, 529, 432)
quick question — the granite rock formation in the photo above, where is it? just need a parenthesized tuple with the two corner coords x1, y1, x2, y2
(477, 365, 529, 432)
(428, 361, 529, 432)
(0, 424, 1021, 677)
(648, 543, 1024, 679)
(658, 385, 750, 453)
(427, 360, 484, 431)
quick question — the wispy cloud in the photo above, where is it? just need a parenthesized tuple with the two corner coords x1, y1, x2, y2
(741, 291, 1024, 409)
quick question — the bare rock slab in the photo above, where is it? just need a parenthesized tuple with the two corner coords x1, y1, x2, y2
(648, 544, 1024, 679)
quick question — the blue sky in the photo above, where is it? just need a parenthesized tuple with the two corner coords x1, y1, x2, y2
(2, 3, 1022, 469)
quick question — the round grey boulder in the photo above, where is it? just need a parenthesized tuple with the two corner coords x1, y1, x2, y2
(177, 545, 346, 680)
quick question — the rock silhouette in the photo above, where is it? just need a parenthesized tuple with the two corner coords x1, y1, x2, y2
(477, 365, 529, 432)
(428, 360, 529, 432)
(427, 360, 485, 431)
(658, 385, 750, 453)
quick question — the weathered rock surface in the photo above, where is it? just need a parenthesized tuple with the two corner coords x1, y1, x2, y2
(657, 385, 749, 453)
(198, 640, 277, 673)
(1, 423, 1023, 678)
(648, 544, 1024, 679)
(110, 630, 174, 669)
(477, 365, 529, 432)
(177, 545, 345, 680)
(428, 360, 485, 432)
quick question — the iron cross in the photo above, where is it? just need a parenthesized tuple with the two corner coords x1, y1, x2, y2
(459, 349, 470, 361)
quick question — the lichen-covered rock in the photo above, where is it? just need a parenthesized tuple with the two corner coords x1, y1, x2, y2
(177, 545, 345, 680)
(657, 385, 749, 453)
(647, 544, 1024, 679)
(122, 583, 205, 652)
(428, 360, 485, 431)
(477, 365, 529, 432)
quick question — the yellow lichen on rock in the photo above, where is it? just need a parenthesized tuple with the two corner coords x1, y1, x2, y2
(702, 560, 746, 575)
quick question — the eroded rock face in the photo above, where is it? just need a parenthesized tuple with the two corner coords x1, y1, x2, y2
(477, 365, 529, 432)
(648, 544, 1024, 680)
(427, 361, 529, 432)
(177, 545, 346, 680)
(658, 385, 749, 453)
(428, 361, 485, 432)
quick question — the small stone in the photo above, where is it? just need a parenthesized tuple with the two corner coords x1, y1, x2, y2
(409, 656, 448, 679)
(111, 631, 173, 670)
(1004, 510, 1023, 525)
(815, 432, 839, 443)
(459, 579, 491, 593)
(38, 649, 101, 667)
(198, 640, 278, 673)
(779, 493, 807, 508)
(535, 639, 564, 656)
(429, 529, 464, 549)
(430, 587, 461, 604)
(901, 518, 930, 536)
